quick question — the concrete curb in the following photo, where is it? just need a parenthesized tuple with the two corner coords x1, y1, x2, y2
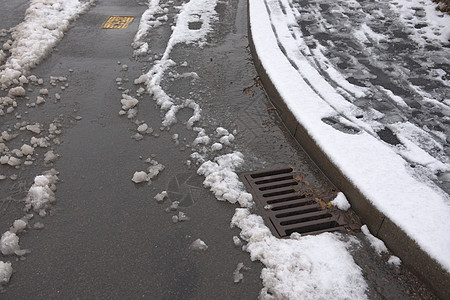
(247, 3, 450, 299)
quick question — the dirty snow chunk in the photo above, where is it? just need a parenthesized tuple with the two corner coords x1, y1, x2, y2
(361, 225, 388, 254)
(10, 219, 27, 234)
(31, 137, 50, 147)
(147, 160, 165, 179)
(0, 156, 9, 164)
(197, 152, 253, 207)
(331, 192, 351, 211)
(44, 150, 58, 163)
(33, 222, 45, 230)
(216, 127, 229, 137)
(132, 171, 149, 183)
(0, 261, 12, 284)
(219, 134, 235, 146)
(388, 255, 402, 266)
(233, 262, 246, 283)
(11, 149, 23, 158)
(7, 157, 21, 167)
(233, 236, 243, 247)
(121, 94, 139, 110)
(231, 208, 368, 299)
(166, 201, 180, 212)
(211, 143, 223, 151)
(36, 96, 45, 104)
(39, 89, 48, 95)
(189, 239, 208, 251)
(178, 212, 190, 222)
(25, 173, 58, 213)
(193, 128, 210, 146)
(137, 123, 148, 133)
(14, 249, 31, 256)
(0, 231, 20, 255)
(172, 215, 179, 223)
(154, 191, 168, 203)
(8, 86, 26, 97)
(26, 124, 41, 134)
(20, 144, 34, 155)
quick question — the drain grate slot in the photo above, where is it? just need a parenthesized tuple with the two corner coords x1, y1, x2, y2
(263, 189, 296, 197)
(285, 222, 341, 236)
(274, 204, 321, 216)
(241, 166, 361, 238)
(255, 175, 294, 185)
(267, 195, 307, 205)
(259, 181, 298, 191)
(250, 167, 293, 178)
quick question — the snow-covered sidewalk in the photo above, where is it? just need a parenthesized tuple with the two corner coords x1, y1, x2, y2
(249, 0, 450, 297)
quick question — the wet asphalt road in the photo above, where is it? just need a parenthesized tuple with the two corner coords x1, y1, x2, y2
(0, 0, 437, 299)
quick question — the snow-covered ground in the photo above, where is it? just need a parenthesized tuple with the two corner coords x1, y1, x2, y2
(249, 0, 450, 278)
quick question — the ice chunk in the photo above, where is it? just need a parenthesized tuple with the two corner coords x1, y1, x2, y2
(132, 171, 149, 183)
(33, 222, 45, 230)
(8, 86, 26, 97)
(388, 255, 402, 266)
(39, 88, 48, 95)
(216, 127, 229, 137)
(189, 239, 208, 251)
(7, 157, 21, 166)
(25, 173, 58, 213)
(121, 94, 139, 110)
(219, 134, 235, 146)
(0, 231, 20, 255)
(14, 249, 31, 256)
(154, 191, 168, 203)
(0, 156, 9, 165)
(44, 150, 58, 163)
(20, 144, 34, 155)
(0, 261, 12, 284)
(172, 215, 179, 223)
(10, 219, 27, 234)
(233, 236, 243, 247)
(361, 225, 388, 254)
(137, 123, 148, 133)
(31, 137, 50, 147)
(166, 201, 180, 212)
(211, 143, 223, 151)
(178, 212, 190, 222)
(26, 124, 41, 134)
(233, 262, 247, 283)
(331, 192, 351, 211)
(36, 96, 45, 104)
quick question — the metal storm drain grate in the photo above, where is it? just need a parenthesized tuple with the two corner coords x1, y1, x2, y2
(240, 166, 361, 238)
(102, 16, 134, 29)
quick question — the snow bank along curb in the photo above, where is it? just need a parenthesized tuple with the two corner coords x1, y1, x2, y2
(247, 0, 450, 298)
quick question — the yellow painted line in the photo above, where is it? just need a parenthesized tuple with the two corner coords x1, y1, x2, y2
(102, 16, 134, 29)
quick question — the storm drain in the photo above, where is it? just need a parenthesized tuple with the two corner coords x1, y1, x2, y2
(240, 166, 361, 238)
(102, 16, 134, 29)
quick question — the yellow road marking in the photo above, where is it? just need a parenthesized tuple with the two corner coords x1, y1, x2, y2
(103, 16, 134, 29)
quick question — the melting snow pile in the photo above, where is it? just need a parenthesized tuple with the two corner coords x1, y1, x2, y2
(331, 192, 351, 211)
(0, 0, 96, 88)
(361, 225, 388, 255)
(24, 170, 59, 216)
(197, 152, 253, 208)
(0, 261, 12, 285)
(232, 209, 368, 299)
